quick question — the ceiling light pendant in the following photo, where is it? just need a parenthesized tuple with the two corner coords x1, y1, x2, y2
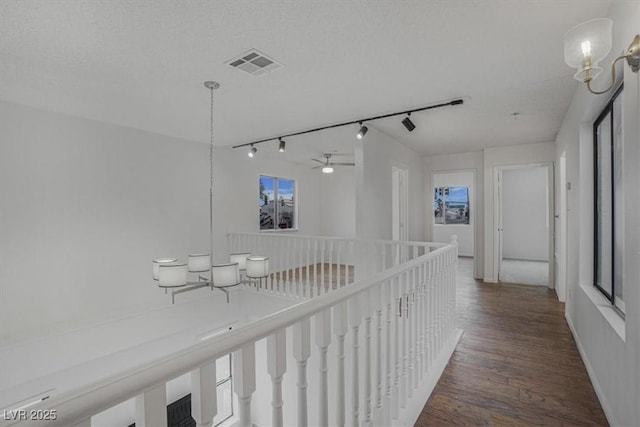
(564, 18, 639, 95)
(248, 145, 257, 157)
(401, 114, 416, 132)
(322, 166, 334, 174)
(356, 124, 368, 140)
(278, 138, 286, 152)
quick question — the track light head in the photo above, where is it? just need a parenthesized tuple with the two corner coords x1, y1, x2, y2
(278, 138, 286, 152)
(401, 115, 416, 132)
(356, 124, 368, 140)
(248, 146, 257, 158)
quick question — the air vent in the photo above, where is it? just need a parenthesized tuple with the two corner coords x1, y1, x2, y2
(226, 49, 282, 76)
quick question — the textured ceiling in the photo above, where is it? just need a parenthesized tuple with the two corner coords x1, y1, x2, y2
(0, 0, 612, 163)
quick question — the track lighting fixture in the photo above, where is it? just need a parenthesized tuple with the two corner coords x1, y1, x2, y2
(232, 97, 464, 150)
(402, 114, 416, 132)
(248, 145, 257, 158)
(356, 124, 368, 140)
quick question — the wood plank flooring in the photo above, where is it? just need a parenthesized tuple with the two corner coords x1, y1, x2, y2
(416, 257, 608, 426)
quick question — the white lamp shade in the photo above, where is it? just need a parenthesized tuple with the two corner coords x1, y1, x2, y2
(564, 18, 612, 81)
(229, 252, 251, 270)
(188, 253, 211, 273)
(212, 263, 240, 287)
(158, 262, 188, 287)
(246, 256, 270, 278)
(322, 166, 334, 174)
(153, 257, 178, 280)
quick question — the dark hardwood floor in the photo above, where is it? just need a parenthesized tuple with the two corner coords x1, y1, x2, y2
(416, 257, 608, 426)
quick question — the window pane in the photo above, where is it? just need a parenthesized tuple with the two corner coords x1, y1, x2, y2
(612, 91, 625, 312)
(444, 187, 470, 224)
(276, 178, 295, 229)
(434, 188, 444, 224)
(216, 354, 231, 382)
(213, 379, 233, 426)
(259, 176, 275, 230)
(595, 111, 613, 298)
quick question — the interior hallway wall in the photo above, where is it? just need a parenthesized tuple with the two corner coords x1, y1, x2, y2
(424, 151, 484, 279)
(554, 1, 640, 425)
(355, 126, 424, 242)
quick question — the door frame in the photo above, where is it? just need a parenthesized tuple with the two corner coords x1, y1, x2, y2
(493, 162, 555, 288)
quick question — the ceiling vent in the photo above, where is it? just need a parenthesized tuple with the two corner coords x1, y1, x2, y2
(226, 49, 282, 76)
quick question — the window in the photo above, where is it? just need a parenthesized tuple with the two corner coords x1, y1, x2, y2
(259, 176, 296, 230)
(594, 85, 624, 315)
(214, 354, 233, 425)
(434, 186, 470, 225)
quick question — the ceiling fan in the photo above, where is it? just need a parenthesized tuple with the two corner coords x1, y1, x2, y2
(311, 153, 355, 174)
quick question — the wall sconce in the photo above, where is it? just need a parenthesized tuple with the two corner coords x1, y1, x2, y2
(564, 18, 639, 95)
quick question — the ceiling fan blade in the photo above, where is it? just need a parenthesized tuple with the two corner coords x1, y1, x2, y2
(311, 158, 324, 164)
(312, 165, 323, 169)
(332, 162, 356, 166)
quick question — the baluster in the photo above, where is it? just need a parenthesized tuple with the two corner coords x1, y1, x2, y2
(267, 329, 287, 427)
(373, 282, 384, 424)
(191, 361, 217, 427)
(328, 240, 334, 293)
(333, 301, 348, 427)
(294, 318, 311, 427)
(383, 279, 393, 425)
(337, 241, 343, 289)
(362, 290, 373, 427)
(392, 276, 401, 419)
(233, 342, 256, 427)
(400, 272, 408, 410)
(418, 262, 426, 381)
(315, 309, 331, 426)
(320, 240, 326, 295)
(135, 384, 167, 427)
(349, 295, 361, 426)
(408, 267, 416, 397)
(312, 240, 318, 295)
(306, 239, 311, 296)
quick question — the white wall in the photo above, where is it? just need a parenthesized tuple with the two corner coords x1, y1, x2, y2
(431, 171, 474, 257)
(355, 127, 424, 242)
(0, 102, 323, 344)
(319, 167, 356, 238)
(211, 147, 322, 261)
(424, 151, 484, 279)
(483, 142, 555, 282)
(501, 167, 549, 261)
(554, 2, 640, 425)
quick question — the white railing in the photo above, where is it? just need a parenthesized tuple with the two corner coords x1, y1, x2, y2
(228, 232, 446, 298)
(1, 235, 458, 427)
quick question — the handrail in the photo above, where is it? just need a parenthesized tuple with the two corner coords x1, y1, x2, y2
(2, 238, 457, 427)
(229, 231, 447, 249)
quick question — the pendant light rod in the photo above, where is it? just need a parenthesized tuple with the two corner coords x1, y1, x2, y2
(232, 98, 464, 149)
(205, 81, 220, 275)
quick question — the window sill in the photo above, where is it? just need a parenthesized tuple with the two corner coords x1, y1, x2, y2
(433, 224, 471, 227)
(259, 228, 299, 233)
(580, 283, 625, 342)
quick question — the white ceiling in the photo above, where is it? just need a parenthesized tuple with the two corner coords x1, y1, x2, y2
(0, 0, 612, 164)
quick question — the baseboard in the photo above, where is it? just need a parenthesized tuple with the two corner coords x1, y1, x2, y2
(403, 329, 463, 426)
(564, 313, 617, 427)
(502, 256, 549, 262)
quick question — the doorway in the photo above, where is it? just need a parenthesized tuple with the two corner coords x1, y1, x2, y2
(497, 164, 554, 287)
